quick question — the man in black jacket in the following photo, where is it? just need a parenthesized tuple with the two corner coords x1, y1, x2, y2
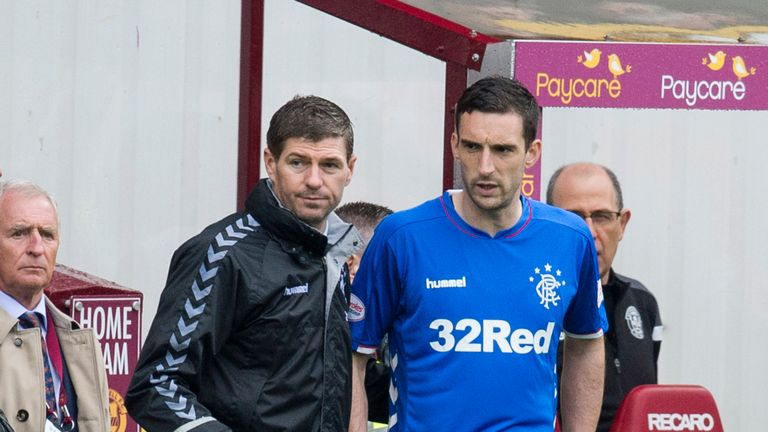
(126, 95, 362, 432)
(548, 162, 663, 432)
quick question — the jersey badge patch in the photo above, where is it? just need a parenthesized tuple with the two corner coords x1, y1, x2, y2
(528, 263, 563, 309)
(348, 293, 365, 322)
(625, 305, 645, 339)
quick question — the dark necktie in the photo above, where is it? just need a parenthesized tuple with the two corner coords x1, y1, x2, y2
(17, 312, 58, 413)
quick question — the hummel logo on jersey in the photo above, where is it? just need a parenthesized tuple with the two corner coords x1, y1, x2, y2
(528, 263, 564, 309)
(425, 276, 467, 289)
(284, 283, 309, 296)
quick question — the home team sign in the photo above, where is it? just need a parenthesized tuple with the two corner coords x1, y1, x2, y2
(72, 295, 142, 432)
(514, 40, 768, 110)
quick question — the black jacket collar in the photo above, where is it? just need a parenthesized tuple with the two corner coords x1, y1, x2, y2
(245, 179, 328, 256)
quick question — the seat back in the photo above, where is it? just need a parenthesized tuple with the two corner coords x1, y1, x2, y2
(609, 384, 724, 432)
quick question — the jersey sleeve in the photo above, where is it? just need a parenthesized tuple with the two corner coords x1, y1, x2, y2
(563, 236, 608, 338)
(650, 293, 662, 366)
(650, 295, 663, 342)
(349, 221, 401, 355)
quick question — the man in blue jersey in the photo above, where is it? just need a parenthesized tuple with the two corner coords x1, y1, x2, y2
(349, 76, 607, 432)
(337, 201, 394, 427)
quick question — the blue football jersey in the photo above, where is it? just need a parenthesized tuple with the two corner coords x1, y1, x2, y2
(350, 192, 608, 431)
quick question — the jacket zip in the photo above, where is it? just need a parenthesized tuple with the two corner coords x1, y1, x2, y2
(319, 255, 328, 430)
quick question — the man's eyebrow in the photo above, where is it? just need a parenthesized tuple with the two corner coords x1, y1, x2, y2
(321, 155, 345, 162)
(39, 226, 59, 235)
(7, 223, 58, 233)
(284, 151, 308, 159)
(285, 151, 345, 162)
(460, 138, 517, 147)
(459, 138, 482, 146)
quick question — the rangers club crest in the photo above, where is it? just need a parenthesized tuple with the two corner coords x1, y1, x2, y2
(529, 263, 564, 309)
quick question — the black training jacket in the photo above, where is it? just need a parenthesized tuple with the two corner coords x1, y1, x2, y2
(126, 179, 362, 432)
(557, 270, 662, 432)
(597, 271, 662, 432)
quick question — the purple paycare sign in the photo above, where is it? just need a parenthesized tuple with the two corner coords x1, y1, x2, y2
(514, 41, 768, 110)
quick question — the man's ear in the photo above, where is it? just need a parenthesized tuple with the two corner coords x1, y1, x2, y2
(618, 208, 631, 241)
(347, 254, 362, 282)
(451, 132, 460, 161)
(345, 154, 357, 186)
(264, 148, 277, 181)
(525, 139, 542, 168)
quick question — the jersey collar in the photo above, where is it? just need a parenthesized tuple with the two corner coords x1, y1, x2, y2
(439, 191, 532, 239)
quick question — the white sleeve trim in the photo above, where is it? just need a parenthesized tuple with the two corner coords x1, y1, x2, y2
(652, 325, 663, 341)
(355, 346, 378, 355)
(174, 417, 217, 432)
(564, 329, 604, 340)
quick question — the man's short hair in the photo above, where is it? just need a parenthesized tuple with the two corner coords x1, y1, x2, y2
(455, 76, 541, 150)
(546, 163, 625, 210)
(266, 95, 354, 161)
(0, 180, 59, 225)
(336, 201, 393, 244)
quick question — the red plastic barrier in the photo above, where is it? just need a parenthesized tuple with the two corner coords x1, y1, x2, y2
(609, 384, 724, 432)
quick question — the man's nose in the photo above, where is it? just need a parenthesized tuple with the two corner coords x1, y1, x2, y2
(584, 217, 598, 239)
(478, 148, 495, 175)
(306, 164, 323, 189)
(27, 230, 45, 255)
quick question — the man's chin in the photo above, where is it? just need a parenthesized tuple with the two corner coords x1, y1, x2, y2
(465, 192, 506, 212)
(296, 209, 330, 229)
(6, 280, 50, 300)
(22, 277, 51, 289)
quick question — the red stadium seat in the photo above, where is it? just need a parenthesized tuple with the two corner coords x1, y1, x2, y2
(609, 384, 724, 432)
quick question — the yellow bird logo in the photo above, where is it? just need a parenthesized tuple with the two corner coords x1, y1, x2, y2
(732, 56, 757, 80)
(607, 54, 631, 79)
(702, 51, 726, 71)
(578, 48, 602, 69)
